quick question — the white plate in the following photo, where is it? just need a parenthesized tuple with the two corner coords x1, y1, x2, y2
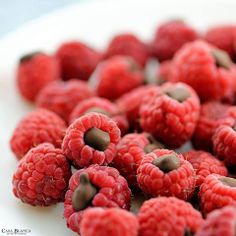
(1, 0, 236, 235)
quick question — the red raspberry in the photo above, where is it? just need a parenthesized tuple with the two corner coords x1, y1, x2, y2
(183, 150, 228, 187)
(156, 60, 177, 84)
(62, 112, 120, 168)
(69, 97, 128, 135)
(92, 56, 144, 100)
(205, 25, 236, 60)
(10, 109, 66, 159)
(199, 174, 236, 214)
(17, 52, 60, 102)
(150, 20, 198, 61)
(56, 41, 101, 81)
(196, 205, 236, 236)
(140, 82, 200, 148)
(36, 79, 94, 122)
(112, 133, 165, 188)
(137, 149, 196, 200)
(12, 143, 71, 206)
(192, 101, 231, 152)
(116, 85, 156, 129)
(64, 165, 131, 234)
(80, 207, 139, 236)
(138, 197, 203, 236)
(213, 118, 236, 166)
(170, 40, 235, 101)
(104, 33, 149, 67)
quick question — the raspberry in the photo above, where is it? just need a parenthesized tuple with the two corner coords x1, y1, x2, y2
(116, 85, 156, 129)
(91, 56, 144, 100)
(204, 25, 236, 60)
(56, 41, 101, 81)
(156, 60, 177, 84)
(192, 101, 231, 151)
(138, 197, 203, 236)
(69, 97, 128, 135)
(140, 82, 200, 148)
(62, 112, 120, 168)
(104, 33, 149, 67)
(80, 207, 139, 236)
(199, 174, 236, 214)
(10, 109, 66, 159)
(12, 143, 71, 206)
(36, 79, 94, 122)
(64, 165, 131, 234)
(213, 119, 236, 166)
(112, 133, 165, 188)
(137, 149, 196, 200)
(17, 52, 60, 102)
(150, 20, 198, 61)
(196, 205, 236, 236)
(170, 40, 235, 101)
(183, 150, 228, 187)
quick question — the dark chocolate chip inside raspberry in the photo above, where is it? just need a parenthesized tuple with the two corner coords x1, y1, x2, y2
(84, 127, 110, 151)
(219, 176, 236, 187)
(233, 124, 236, 131)
(144, 135, 165, 153)
(85, 107, 111, 116)
(165, 86, 190, 102)
(184, 228, 193, 236)
(72, 172, 97, 211)
(152, 154, 180, 173)
(19, 51, 41, 63)
(210, 49, 232, 69)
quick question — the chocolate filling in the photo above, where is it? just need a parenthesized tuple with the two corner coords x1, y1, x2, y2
(84, 127, 110, 151)
(19, 51, 41, 63)
(152, 154, 180, 173)
(165, 86, 190, 102)
(210, 49, 232, 69)
(219, 176, 236, 187)
(85, 107, 111, 116)
(72, 173, 97, 211)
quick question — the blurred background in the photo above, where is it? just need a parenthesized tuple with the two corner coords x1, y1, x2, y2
(0, 0, 82, 36)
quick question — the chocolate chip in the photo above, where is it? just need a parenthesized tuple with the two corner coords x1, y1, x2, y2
(152, 154, 180, 173)
(165, 86, 190, 102)
(85, 107, 111, 116)
(84, 127, 110, 151)
(144, 135, 165, 153)
(219, 176, 236, 187)
(210, 49, 232, 69)
(19, 51, 41, 63)
(184, 228, 193, 236)
(233, 124, 236, 131)
(72, 173, 97, 211)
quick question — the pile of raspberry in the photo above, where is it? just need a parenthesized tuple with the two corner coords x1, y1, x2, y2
(10, 20, 236, 236)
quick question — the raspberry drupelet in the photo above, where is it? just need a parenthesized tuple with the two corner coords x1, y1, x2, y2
(10, 109, 66, 160)
(112, 133, 165, 188)
(196, 205, 236, 236)
(91, 56, 144, 100)
(137, 149, 196, 200)
(69, 97, 128, 135)
(204, 25, 236, 60)
(116, 85, 156, 129)
(104, 33, 149, 67)
(56, 41, 101, 81)
(199, 174, 236, 214)
(17, 52, 60, 102)
(183, 150, 228, 187)
(62, 112, 120, 168)
(170, 40, 236, 102)
(213, 117, 236, 166)
(150, 20, 198, 61)
(139, 82, 200, 148)
(80, 207, 139, 236)
(138, 197, 203, 236)
(192, 101, 231, 152)
(12, 143, 71, 206)
(64, 165, 131, 234)
(36, 79, 94, 122)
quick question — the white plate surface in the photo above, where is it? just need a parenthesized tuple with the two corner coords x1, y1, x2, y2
(1, 0, 236, 235)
